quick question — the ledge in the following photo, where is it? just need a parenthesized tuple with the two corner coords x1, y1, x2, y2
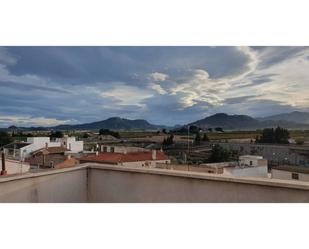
(1, 163, 309, 191)
(0, 164, 88, 183)
(87, 163, 309, 191)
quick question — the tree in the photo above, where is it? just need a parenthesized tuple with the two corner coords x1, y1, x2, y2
(256, 126, 290, 144)
(215, 127, 224, 132)
(202, 133, 209, 142)
(208, 144, 231, 163)
(162, 134, 174, 146)
(99, 129, 120, 139)
(0, 131, 13, 147)
(50, 131, 64, 139)
(194, 132, 201, 145)
(83, 133, 90, 139)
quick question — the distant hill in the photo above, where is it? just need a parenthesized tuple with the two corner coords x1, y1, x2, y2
(53, 117, 164, 130)
(189, 113, 260, 130)
(188, 113, 309, 130)
(258, 111, 309, 124)
(5, 117, 167, 131)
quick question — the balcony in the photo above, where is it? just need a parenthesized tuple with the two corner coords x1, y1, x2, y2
(1, 164, 309, 202)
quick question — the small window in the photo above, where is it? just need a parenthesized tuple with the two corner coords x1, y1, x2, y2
(103, 146, 107, 152)
(110, 147, 115, 153)
(250, 161, 253, 166)
(292, 173, 299, 180)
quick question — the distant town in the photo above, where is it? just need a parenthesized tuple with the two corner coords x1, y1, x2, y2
(1, 46, 309, 202)
(1, 110, 309, 202)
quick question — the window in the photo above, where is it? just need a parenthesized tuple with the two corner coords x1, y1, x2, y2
(250, 161, 253, 166)
(103, 146, 107, 152)
(292, 173, 299, 180)
(110, 147, 115, 153)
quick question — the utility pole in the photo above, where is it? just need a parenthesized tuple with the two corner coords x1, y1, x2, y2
(1, 152, 7, 176)
(187, 125, 190, 168)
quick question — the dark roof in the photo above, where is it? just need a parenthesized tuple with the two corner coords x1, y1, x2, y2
(31, 147, 69, 155)
(272, 165, 309, 174)
(3, 142, 30, 149)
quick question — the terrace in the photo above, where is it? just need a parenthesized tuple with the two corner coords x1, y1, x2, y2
(1, 163, 309, 202)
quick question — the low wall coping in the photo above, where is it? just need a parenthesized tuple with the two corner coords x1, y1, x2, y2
(1, 163, 309, 191)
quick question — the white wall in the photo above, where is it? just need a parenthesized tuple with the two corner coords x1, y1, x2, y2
(0, 159, 30, 175)
(223, 165, 268, 178)
(57, 137, 83, 153)
(120, 159, 170, 168)
(20, 136, 83, 159)
(271, 169, 309, 182)
(100, 145, 148, 153)
(239, 156, 265, 167)
(21, 137, 51, 159)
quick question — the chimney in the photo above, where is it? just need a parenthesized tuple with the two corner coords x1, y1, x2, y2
(67, 154, 71, 160)
(96, 151, 99, 156)
(152, 150, 157, 160)
(1, 152, 7, 176)
(45, 142, 48, 149)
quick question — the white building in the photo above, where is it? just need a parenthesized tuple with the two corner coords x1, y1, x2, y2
(238, 155, 267, 167)
(3, 136, 83, 160)
(99, 144, 148, 153)
(223, 155, 268, 177)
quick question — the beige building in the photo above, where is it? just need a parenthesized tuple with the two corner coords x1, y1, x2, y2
(157, 155, 268, 178)
(271, 166, 309, 182)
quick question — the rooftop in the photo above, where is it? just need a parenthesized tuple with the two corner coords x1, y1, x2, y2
(3, 142, 30, 149)
(1, 164, 309, 202)
(239, 155, 263, 159)
(31, 146, 69, 155)
(79, 151, 169, 164)
(272, 165, 309, 174)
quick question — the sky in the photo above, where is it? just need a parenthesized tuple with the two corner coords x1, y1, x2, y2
(0, 46, 309, 127)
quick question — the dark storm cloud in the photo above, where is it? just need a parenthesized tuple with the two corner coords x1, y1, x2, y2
(257, 47, 308, 69)
(6, 47, 250, 85)
(0, 46, 309, 127)
(224, 95, 258, 104)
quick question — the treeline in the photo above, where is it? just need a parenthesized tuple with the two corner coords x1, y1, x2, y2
(256, 126, 290, 144)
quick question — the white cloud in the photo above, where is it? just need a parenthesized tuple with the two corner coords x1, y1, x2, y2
(0, 115, 74, 127)
(149, 83, 167, 95)
(149, 72, 169, 81)
(100, 83, 153, 106)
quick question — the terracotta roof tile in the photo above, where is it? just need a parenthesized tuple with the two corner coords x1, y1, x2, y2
(32, 146, 69, 155)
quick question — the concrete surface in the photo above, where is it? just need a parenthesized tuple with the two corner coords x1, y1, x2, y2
(1, 164, 309, 202)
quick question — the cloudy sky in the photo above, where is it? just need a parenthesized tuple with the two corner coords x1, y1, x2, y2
(0, 46, 309, 127)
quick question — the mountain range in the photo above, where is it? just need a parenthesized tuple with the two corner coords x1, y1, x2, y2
(3, 111, 309, 131)
(257, 111, 309, 124)
(4, 117, 166, 131)
(189, 112, 309, 130)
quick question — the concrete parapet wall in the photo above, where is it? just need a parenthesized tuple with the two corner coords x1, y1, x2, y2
(87, 164, 309, 203)
(0, 166, 87, 203)
(1, 164, 309, 202)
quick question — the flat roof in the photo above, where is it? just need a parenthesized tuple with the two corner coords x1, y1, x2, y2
(272, 165, 309, 174)
(239, 155, 263, 159)
(3, 142, 30, 149)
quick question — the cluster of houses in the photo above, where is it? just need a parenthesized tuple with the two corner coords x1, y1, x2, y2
(0, 136, 172, 175)
(1, 136, 309, 184)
